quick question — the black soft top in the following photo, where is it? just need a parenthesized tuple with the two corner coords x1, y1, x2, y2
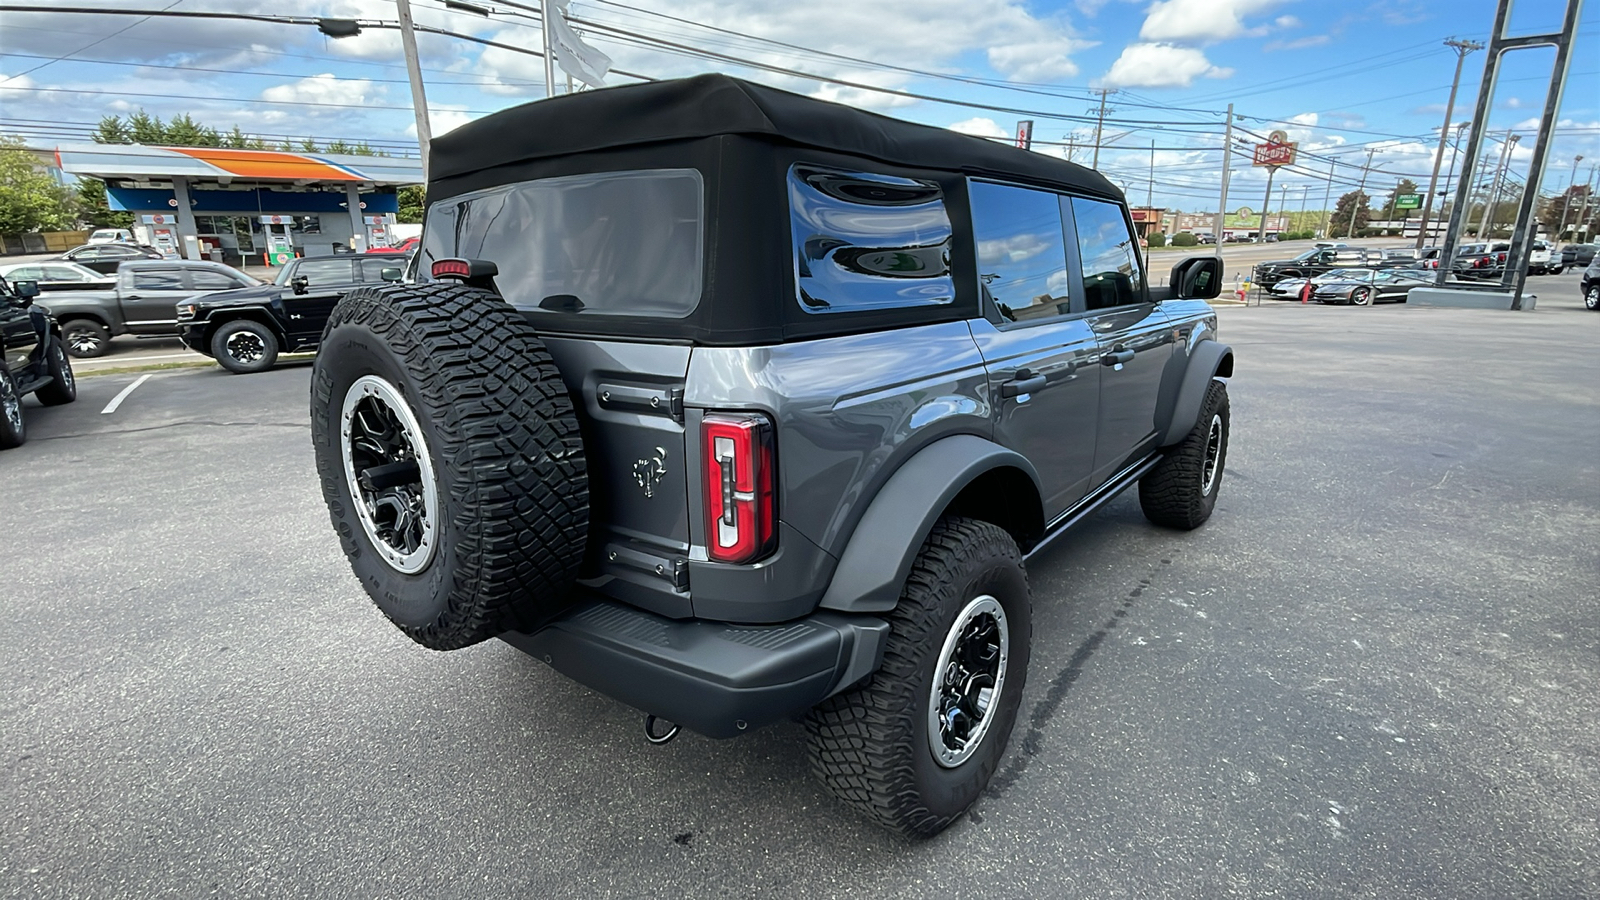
(430, 73, 1119, 200)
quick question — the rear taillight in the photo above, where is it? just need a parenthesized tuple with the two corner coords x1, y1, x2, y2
(703, 413, 776, 564)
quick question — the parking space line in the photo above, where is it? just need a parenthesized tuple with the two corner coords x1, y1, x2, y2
(101, 374, 153, 415)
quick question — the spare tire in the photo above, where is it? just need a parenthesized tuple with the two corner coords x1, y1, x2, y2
(310, 283, 589, 650)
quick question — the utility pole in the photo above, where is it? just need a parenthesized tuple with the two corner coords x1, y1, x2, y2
(1147, 139, 1155, 212)
(1574, 164, 1598, 241)
(1415, 38, 1483, 248)
(1089, 89, 1115, 168)
(1065, 136, 1075, 163)
(1347, 147, 1377, 238)
(1213, 103, 1234, 255)
(1298, 182, 1311, 234)
(1557, 154, 1585, 239)
(1437, 121, 1470, 240)
(541, 0, 557, 98)
(1478, 131, 1517, 238)
(1319, 158, 1336, 238)
(395, 0, 431, 177)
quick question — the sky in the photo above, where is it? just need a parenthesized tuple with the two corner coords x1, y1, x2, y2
(1, 0, 1596, 214)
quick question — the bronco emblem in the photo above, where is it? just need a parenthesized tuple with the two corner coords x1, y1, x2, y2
(633, 447, 667, 498)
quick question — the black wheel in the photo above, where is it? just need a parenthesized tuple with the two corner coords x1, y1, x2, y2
(0, 368, 25, 449)
(1350, 287, 1372, 306)
(1585, 285, 1599, 311)
(1140, 379, 1230, 530)
(61, 319, 110, 358)
(806, 517, 1031, 838)
(210, 319, 280, 374)
(310, 283, 589, 650)
(35, 339, 76, 406)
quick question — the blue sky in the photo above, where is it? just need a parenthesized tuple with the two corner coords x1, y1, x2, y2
(1, 0, 1595, 212)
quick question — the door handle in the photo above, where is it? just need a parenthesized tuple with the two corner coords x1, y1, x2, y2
(1000, 368, 1049, 398)
(1102, 348, 1136, 367)
(124, 294, 142, 300)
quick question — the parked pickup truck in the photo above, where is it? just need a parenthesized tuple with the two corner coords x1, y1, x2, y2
(177, 254, 404, 373)
(36, 260, 260, 357)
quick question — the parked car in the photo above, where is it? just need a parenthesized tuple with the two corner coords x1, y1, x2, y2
(1311, 268, 1433, 305)
(0, 261, 114, 293)
(177, 254, 404, 373)
(1195, 232, 1216, 244)
(0, 277, 77, 450)
(86, 228, 136, 244)
(1253, 246, 1375, 288)
(1450, 242, 1504, 279)
(53, 242, 165, 274)
(306, 74, 1235, 838)
(1528, 240, 1559, 275)
(1560, 243, 1598, 269)
(365, 236, 419, 255)
(1582, 256, 1600, 311)
(1267, 267, 1377, 298)
(35, 259, 260, 357)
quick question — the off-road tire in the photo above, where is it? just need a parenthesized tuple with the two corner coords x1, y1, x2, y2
(0, 368, 26, 449)
(806, 517, 1031, 838)
(61, 318, 110, 358)
(35, 339, 76, 406)
(1140, 379, 1230, 530)
(310, 283, 589, 650)
(211, 319, 280, 374)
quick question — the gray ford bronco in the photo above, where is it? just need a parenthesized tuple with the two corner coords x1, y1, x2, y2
(309, 75, 1233, 837)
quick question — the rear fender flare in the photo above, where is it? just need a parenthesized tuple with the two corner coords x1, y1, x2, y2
(817, 434, 1041, 614)
(1159, 340, 1233, 447)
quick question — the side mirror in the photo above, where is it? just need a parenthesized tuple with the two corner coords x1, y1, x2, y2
(1167, 256, 1222, 300)
(12, 280, 39, 305)
(290, 275, 309, 295)
(380, 267, 402, 283)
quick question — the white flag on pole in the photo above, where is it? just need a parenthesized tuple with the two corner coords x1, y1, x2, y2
(548, 0, 612, 88)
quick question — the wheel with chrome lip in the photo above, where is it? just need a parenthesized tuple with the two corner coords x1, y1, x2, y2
(1139, 378, 1230, 530)
(807, 516, 1031, 837)
(310, 284, 589, 650)
(0, 368, 24, 449)
(61, 319, 110, 358)
(1585, 285, 1599, 311)
(210, 319, 279, 374)
(35, 338, 76, 406)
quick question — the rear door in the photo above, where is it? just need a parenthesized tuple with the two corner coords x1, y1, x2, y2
(122, 266, 190, 334)
(966, 179, 1101, 519)
(1066, 195, 1175, 485)
(282, 258, 356, 342)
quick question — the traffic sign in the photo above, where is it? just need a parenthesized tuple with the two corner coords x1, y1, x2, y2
(1395, 194, 1423, 210)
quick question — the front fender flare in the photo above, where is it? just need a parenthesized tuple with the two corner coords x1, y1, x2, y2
(1159, 340, 1233, 447)
(816, 434, 1040, 614)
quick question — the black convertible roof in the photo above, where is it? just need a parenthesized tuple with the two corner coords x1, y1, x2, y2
(430, 73, 1120, 199)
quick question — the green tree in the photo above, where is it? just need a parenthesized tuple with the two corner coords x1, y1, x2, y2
(0, 137, 74, 233)
(1381, 179, 1419, 220)
(94, 114, 134, 144)
(1328, 190, 1371, 238)
(397, 185, 425, 224)
(75, 177, 133, 229)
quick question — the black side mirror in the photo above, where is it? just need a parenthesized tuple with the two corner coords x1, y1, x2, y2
(380, 267, 402, 283)
(290, 275, 309, 295)
(12, 280, 39, 305)
(1167, 256, 1222, 300)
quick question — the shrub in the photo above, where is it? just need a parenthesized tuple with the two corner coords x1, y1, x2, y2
(1147, 232, 1166, 248)
(1171, 232, 1198, 247)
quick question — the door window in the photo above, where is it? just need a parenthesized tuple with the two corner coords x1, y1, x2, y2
(42, 266, 89, 280)
(294, 259, 355, 287)
(1070, 197, 1144, 310)
(968, 181, 1071, 323)
(188, 270, 245, 291)
(6, 267, 42, 281)
(358, 258, 398, 282)
(132, 269, 185, 291)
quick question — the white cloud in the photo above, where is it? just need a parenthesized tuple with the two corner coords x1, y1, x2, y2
(261, 74, 386, 114)
(405, 104, 474, 138)
(987, 41, 1085, 82)
(1265, 34, 1332, 51)
(1100, 43, 1233, 89)
(948, 117, 1009, 139)
(1274, 15, 1301, 28)
(1139, 0, 1284, 43)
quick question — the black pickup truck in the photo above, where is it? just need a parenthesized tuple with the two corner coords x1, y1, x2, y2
(177, 254, 404, 373)
(36, 260, 260, 358)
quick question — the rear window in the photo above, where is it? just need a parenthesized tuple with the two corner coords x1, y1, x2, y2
(421, 168, 704, 318)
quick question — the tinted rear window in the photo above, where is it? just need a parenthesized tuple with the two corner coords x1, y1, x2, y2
(421, 169, 704, 318)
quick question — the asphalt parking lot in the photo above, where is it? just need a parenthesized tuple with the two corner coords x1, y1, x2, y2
(3, 284, 1596, 899)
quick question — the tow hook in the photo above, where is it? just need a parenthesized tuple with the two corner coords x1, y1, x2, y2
(643, 714, 681, 745)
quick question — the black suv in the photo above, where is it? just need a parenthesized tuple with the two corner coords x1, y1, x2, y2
(177, 254, 404, 373)
(309, 75, 1234, 837)
(0, 277, 77, 450)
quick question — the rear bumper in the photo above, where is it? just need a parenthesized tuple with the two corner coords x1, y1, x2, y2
(501, 598, 889, 738)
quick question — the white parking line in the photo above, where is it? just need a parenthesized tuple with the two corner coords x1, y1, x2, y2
(80, 353, 199, 365)
(101, 374, 153, 415)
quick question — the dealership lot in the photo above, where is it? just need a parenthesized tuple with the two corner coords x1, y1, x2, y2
(2, 295, 1596, 898)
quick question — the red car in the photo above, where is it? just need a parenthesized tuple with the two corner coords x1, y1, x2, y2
(365, 236, 419, 255)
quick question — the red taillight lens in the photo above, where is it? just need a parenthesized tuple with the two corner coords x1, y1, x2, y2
(432, 259, 470, 279)
(703, 413, 776, 564)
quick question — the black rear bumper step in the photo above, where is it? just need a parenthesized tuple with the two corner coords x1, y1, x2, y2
(502, 599, 889, 739)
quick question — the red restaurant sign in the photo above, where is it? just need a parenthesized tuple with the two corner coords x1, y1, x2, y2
(1252, 129, 1298, 168)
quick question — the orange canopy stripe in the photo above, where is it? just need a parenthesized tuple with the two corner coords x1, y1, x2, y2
(167, 147, 364, 181)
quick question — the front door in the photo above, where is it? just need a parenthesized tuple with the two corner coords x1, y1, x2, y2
(2, 295, 39, 375)
(967, 180, 1102, 519)
(1065, 196, 1175, 485)
(282, 258, 357, 343)
(122, 267, 191, 334)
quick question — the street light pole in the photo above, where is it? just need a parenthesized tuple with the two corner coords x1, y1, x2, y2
(1558, 154, 1585, 239)
(1415, 38, 1483, 249)
(1439, 121, 1470, 235)
(1213, 104, 1234, 255)
(394, 0, 431, 178)
(1348, 147, 1377, 238)
(540, 0, 557, 98)
(1319, 158, 1335, 238)
(1478, 131, 1517, 238)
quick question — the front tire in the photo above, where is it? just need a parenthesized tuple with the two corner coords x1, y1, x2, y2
(61, 319, 110, 358)
(1140, 379, 1230, 530)
(211, 319, 280, 374)
(1585, 285, 1599, 311)
(806, 517, 1031, 838)
(1350, 287, 1372, 306)
(35, 339, 76, 406)
(0, 369, 25, 449)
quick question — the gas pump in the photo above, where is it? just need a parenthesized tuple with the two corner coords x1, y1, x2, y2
(364, 214, 393, 250)
(259, 215, 296, 266)
(139, 214, 181, 259)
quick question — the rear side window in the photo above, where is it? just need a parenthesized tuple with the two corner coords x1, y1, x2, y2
(423, 169, 703, 318)
(188, 270, 244, 290)
(358, 258, 397, 282)
(132, 269, 184, 290)
(1070, 197, 1144, 310)
(968, 180, 1071, 322)
(789, 164, 953, 314)
(295, 259, 355, 287)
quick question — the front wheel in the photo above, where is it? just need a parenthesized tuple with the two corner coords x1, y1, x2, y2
(1140, 379, 1230, 530)
(211, 319, 280, 374)
(806, 517, 1031, 838)
(35, 339, 76, 406)
(0, 369, 25, 449)
(61, 319, 110, 358)
(1350, 287, 1372, 306)
(1585, 285, 1600, 311)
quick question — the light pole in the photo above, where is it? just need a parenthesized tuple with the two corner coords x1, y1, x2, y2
(1415, 38, 1483, 249)
(1437, 121, 1470, 239)
(1478, 131, 1518, 238)
(1558, 154, 1585, 239)
(395, 0, 432, 177)
(1347, 147, 1378, 238)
